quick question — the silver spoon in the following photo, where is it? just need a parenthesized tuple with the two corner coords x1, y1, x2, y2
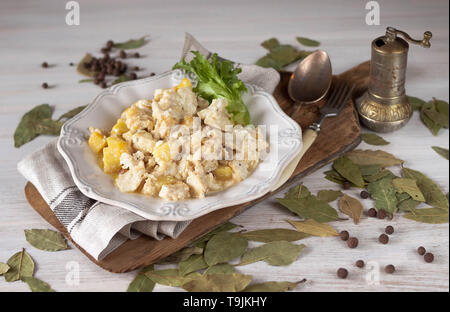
(288, 50, 332, 104)
(271, 50, 333, 192)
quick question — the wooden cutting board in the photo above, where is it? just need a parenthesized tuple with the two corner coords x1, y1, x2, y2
(24, 61, 370, 273)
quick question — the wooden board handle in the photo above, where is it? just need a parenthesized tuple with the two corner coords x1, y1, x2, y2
(337, 60, 370, 99)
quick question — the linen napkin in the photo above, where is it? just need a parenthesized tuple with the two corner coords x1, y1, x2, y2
(17, 34, 280, 261)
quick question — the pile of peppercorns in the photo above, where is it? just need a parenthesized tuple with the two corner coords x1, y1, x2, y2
(81, 40, 150, 88)
(334, 185, 437, 280)
(40, 40, 155, 90)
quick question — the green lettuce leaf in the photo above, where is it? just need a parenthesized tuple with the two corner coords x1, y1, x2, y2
(172, 51, 250, 125)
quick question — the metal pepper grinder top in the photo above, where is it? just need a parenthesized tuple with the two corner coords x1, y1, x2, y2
(358, 27, 432, 132)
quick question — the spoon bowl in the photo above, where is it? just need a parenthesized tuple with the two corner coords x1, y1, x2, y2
(288, 50, 332, 104)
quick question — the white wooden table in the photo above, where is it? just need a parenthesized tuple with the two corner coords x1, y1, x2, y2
(0, 0, 448, 292)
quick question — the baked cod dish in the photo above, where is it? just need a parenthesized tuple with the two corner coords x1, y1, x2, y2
(88, 77, 268, 201)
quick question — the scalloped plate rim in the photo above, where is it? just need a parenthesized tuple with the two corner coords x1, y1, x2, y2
(57, 70, 302, 221)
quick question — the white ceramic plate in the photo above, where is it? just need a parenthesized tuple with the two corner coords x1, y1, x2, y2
(57, 70, 302, 221)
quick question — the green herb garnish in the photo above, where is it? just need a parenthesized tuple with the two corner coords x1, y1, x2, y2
(172, 51, 250, 125)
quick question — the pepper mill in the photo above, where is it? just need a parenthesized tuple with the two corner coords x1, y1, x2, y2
(358, 27, 432, 132)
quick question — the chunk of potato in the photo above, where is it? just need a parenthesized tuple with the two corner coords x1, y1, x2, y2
(103, 137, 128, 174)
(88, 131, 107, 154)
(153, 142, 171, 162)
(213, 166, 233, 180)
(111, 118, 128, 136)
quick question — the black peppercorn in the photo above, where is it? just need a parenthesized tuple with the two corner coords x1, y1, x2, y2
(385, 264, 395, 274)
(417, 246, 426, 256)
(337, 268, 348, 279)
(347, 237, 358, 248)
(424, 253, 434, 263)
(339, 230, 349, 241)
(368, 208, 377, 218)
(385, 225, 394, 235)
(343, 181, 352, 190)
(360, 191, 370, 199)
(379, 233, 389, 244)
(356, 260, 365, 268)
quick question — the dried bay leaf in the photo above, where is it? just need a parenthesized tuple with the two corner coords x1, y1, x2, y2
(76, 53, 97, 77)
(287, 219, 338, 237)
(238, 241, 305, 266)
(285, 183, 311, 199)
(157, 246, 203, 264)
(204, 263, 236, 275)
(346, 149, 403, 167)
(113, 36, 148, 49)
(255, 55, 284, 71)
(240, 228, 310, 242)
(296, 36, 320, 47)
(57, 105, 87, 121)
(361, 133, 390, 146)
(339, 194, 363, 224)
(261, 38, 280, 51)
(179, 254, 208, 276)
(324, 169, 348, 185)
(277, 196, 339, 223)
(0, 262, 10, 275)
(398, 198, 420, 212)
(325, 174, 347, 185)
(404, 208, 449, 224)
(402, 167, 449, 210)
(333, 156, 365, 187)
(434, 98, 449, 122)
(420, 103, 442, 136)
(204, 231, 248, 266)
(127, 265, 155, 292)
(364, 169, 396, 183)
(432, 146, 449, 160)
(268, 45, 304, 67)
(34, 118, 63, 135)
(408, 96, 427, 111)
(182, 273, 252, 292)
(424, 108, 449, 128)
(396, 192, 411, 203)
(191, 222, 238, 247)
(24, 229, 68, 251)
(392, 178, 426, 202)
(243, 279, 305, 292)
(256, 40, 310, 70)
(359, 164, 382, 176)
(367, 177, 398, 213)
(21, 277, 55, 292)
(144, 269, 200, 287)
(317, 190, 344, 202)
(14, 104, 52, 148)
(4, 249, 34, 282)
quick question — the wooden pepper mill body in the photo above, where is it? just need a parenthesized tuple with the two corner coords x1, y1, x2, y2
(358, 27, 432, 132)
